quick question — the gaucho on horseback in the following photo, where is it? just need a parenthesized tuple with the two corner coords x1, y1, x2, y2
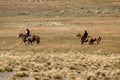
(82, 30, 88, 41)
(24, 28, 30, 40)
(19, 28, 40, 44)
(82, 30, 94, 44)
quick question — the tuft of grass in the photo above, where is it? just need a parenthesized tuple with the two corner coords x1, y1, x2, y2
(13, 71, 29, 77)
(34, 76, 41, 80)
(0, 67, 4, 72)
(30, 72, 41, 77)
(52, 73, 63, 80)
(19, 66, 27, 71)
(4, 66, 13, 72)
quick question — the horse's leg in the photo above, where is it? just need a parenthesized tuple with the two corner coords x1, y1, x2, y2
(30, 41, 33, 45)
(28, 39, 33, 45)
(81, 40, 84, 44)
(89, 41, 92, 45)
(97, 40, 99, 44)
(80, 38, 84, 44)
(23, 39, 27, 45)
(89, 39, 94, 45)
(91, 40, 94, 44)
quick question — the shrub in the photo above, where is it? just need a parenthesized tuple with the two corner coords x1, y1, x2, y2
(13, 71, 29, 77)
(52, 73, 62, 79)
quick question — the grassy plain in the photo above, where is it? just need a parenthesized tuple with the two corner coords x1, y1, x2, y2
(0, 0, 120, 80)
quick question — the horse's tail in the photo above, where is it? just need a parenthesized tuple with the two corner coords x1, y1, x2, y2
(99, 36, 101, 41)
(36, 36, 40, 44)
(97, 36, 101, 44)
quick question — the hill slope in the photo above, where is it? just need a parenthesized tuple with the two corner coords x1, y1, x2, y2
(0, 0, 119, 17)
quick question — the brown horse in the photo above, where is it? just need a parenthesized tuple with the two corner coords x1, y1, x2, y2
(18, 33, 40, 44)
(76, 33, 101, 45)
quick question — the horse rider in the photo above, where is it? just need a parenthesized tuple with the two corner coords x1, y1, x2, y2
(82, 30, 88, 41)
(24, 28, 30, 40)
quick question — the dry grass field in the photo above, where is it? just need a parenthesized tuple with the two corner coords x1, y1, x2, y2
(0, 0, 120, 80)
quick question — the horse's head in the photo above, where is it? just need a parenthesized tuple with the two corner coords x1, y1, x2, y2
(18, 33, 24, 38)
(76, 33, 82, 37)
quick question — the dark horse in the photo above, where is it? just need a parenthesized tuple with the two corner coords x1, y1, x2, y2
(76, 33, 101, 45)
(18, 33, 40, 44)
